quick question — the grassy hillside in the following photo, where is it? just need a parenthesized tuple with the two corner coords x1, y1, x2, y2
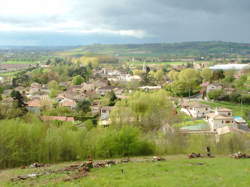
(58, 41, 250, 57)
(2, 156, 250, 187)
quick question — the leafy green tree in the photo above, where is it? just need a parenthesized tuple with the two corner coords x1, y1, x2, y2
(10, 90, 27, 108)
(84, 119, 95, 130)
(150, 70, 165, 83)
(223, 70, 235, 83)
(72, 75, 85, 85)
(212, 70, 225, 80)
(201, 68, 213, 82)
(168, 70, 179, 81)
(174, 69, 201, 97)
(208, 89, 223, 100)
(111, 90, 179, 131)
(77, 100, 91, 113)
(48, 80, 59, 90)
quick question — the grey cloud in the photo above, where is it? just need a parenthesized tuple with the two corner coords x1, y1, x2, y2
(1, 0, 250, 44)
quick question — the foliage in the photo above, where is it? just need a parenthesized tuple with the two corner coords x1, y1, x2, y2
(201, 68, 213, 82)
(101, 91, 118, 106)
(207, 89, 224, 100)
(166, 69, 201, 97)
(168, 70, 179, 81)
(72, 75, 85, 85)
(111, 90, 179, 131)
(0, 120, 153, 169)
(76, 100, 91, 113)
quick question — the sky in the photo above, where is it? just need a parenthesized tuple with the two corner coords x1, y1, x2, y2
(0, 0, 250, 45)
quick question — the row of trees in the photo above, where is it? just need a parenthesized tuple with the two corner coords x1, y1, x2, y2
(0, 119, 153, 169)
(1, 116, 249, 169)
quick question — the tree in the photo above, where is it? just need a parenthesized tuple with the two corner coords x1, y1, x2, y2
(150, 70, 165, 83)
(48, 80, 59, 90)
(72, 75, 84, 85)
(168, 70, 179, 81)
(0, 87, 4, 94)
(223, 70, 235, 83)
(201, 68, 213, 82)
(212, 70, 225, 80)
(207, 89, 223, 100)
(108, 91, 118, 106)
(77, 100, 91, 113)
(111, 90, 179, 131)
(178, 69, 201, 97)
(100, 91, 118, 106)
(10, 90, 26, 108)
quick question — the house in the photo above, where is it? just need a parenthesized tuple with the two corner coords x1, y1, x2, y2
(99, 106, 114, 127)
(206, 83, 223, 93)
(224, 87, 236, 94)
(27, 99, 42, 113)
(139, 86, 162, 91)
(30, 82, 42, 89)
(96, 86, 114, 96)
(205, 108, 235, 132)
(92, 79, 109, 89)
(29, 83, 50, 96)
(67, 85, 82, 93)
(57, 91, 86, 101)
(90, 100, 101, 115)
(206, 113, 235, 132)
(15, 86, 27, 94)
(59, 98, 77, 109)
(103, 68, 121, 76)
(181, 102, 211, 118)
(81, 82, 95, 92)
(117, 74, 141, 82)
(41, 116, 75, 122)
(215, 108, 233, 117)
(0, 76, 4, 83)
(234, 116, 248, 127)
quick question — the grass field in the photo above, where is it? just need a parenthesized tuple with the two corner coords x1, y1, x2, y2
(127, 61, 188, 65)
(2, 60, 39, 65)
(0, 71, 21, 77)
(1, 156, 250, 187)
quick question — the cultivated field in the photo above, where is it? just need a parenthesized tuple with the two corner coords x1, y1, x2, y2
(2, 60, 39, 65)
(1, 156, 250, 187)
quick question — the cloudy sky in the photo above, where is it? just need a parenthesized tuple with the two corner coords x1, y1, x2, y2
(0, 0, 250, 45)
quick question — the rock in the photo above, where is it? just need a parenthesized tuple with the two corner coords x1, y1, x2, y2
(152, 156, 166, 161)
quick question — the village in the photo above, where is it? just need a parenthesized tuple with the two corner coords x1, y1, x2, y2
(0, 57, 249, 137)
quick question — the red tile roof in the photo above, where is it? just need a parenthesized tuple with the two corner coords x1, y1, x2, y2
(27, 99, 42, 107)
(41, 116, 75, 122)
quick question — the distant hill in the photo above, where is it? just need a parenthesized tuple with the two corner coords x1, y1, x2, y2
(59, 41, 250, 58)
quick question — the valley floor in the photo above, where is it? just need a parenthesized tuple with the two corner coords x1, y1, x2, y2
(1, 155, 250, 187)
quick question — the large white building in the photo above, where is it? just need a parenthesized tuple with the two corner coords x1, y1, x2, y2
(209, 64, 250, 71)
(180, 102, 211, 118)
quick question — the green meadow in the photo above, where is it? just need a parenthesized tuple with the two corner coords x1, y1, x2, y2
(2, 60, 39, 65)
(1, 156, 250, 187)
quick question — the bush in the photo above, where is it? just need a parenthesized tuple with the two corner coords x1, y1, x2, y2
(0, 120, 154, 169)
(207, 89, 223, 100)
